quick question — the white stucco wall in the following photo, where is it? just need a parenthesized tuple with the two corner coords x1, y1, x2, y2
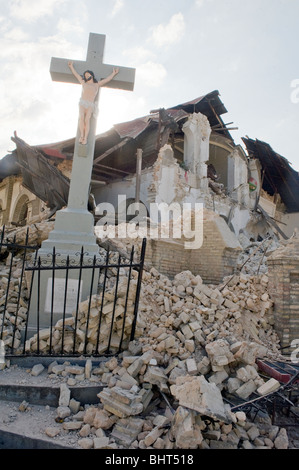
(278, 211, 299, 238)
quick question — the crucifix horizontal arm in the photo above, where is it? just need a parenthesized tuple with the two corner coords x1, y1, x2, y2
(50, 34, 135, 91)
(50, 57, 135, 90)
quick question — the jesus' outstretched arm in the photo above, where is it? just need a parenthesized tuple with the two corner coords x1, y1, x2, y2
(68, 61, 84, 84)
(97, 67, 119, 88)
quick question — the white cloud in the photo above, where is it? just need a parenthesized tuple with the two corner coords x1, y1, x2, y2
(136, 61, 167, 88)
(97, 89, 147, 133)
(195, 0, 214, 8)
(4, 27, 29, 41)
(122, 47, 166, 89)
(123, 46, 155, 65)
(57, 18, 84, 34)
(9, 0, 69, 23)
(111, 0, 124, 17)
(0, 33, 83, 155)
(149, 12, 185, 48)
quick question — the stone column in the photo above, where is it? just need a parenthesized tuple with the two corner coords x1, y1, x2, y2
(182, 112, 211, 190)
(228, 149, 250, 206)
(248, 159, 262, 210)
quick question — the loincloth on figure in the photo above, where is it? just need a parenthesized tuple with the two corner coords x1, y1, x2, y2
(79, 99, 98, 118)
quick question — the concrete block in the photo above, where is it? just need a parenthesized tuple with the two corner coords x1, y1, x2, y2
(93, 437, 110, 449)
(235, 379, 256, 400)
(65, 365, 85, 375)
(31, 364, 45, 376)
(186, 358, 198, 375)
(227, 377, 242, 394)
(59, 383, 71, 407)
(143, 366, 168, 385)
(63, 421, 82, 431)
(144, 426, 165, 447)
(56, 406, 71, 419)
(98, 388, 143, 418)
(257, 378, 280, 396)
(127, 358, 144, 378)
(170, 375, 231, 423)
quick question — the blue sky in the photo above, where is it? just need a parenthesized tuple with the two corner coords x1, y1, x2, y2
(1, 0, 299, 170)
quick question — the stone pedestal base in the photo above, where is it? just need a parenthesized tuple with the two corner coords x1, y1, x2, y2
(26, 253, 102, 339)
(39, 207, 99, 256)
(26, 207, 102, 339)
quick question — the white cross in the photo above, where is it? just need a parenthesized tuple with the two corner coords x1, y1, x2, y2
(50, 32, 135, 91)
(49, 33, 135, 215)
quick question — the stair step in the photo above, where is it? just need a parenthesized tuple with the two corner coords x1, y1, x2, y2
(0, 383, 102, 407)
(0, 357, 107, 449)
(0, 399, 80, 449)
(0, 429, 72, 449)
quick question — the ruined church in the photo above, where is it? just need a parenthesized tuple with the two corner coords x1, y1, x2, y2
(1, 89, 299, 284)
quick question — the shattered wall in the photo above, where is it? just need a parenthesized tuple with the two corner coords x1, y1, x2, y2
(92, 117, 266, 284)
(144, 209, 242, 283)
(279, 212, 299, 238)
(267, 229, 299, 350)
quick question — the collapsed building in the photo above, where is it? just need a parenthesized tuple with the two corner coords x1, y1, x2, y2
(0, 91, 298, 449)
(1, 90, 299, 276)
(0, 89, 299, 348)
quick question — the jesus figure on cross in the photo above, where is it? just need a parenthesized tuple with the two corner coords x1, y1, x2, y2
(68, 61, 119, 144)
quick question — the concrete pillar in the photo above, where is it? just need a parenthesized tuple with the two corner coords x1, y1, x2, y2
(182, 112, 211, 190)
(248, 159, 262, 210)
(228, 149, 250, 206)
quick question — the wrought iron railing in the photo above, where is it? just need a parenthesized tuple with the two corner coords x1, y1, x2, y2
(0, 225, 146, 358)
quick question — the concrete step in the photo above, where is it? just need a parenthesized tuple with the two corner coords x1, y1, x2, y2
(0, 356, 106, 449)
(0, 399, 81, 449)
(0, 428, 73, 449)
(0, 382, 103, 407)
(0, 357, 104, 406)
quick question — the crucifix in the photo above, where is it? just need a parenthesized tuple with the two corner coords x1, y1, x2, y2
(39, 32, 135, 257)
(27, 34, 135, 337)
(49, 32, 135, 221)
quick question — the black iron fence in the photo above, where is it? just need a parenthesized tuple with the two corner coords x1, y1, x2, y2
(0, 225, 146, 358)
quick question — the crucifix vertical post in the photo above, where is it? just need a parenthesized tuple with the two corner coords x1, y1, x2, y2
(39, 32, 135, 255)
(26, 34, 135, 338)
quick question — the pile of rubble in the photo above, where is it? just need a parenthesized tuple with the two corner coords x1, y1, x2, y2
(20, 266, 293, 449)
(26, 350, 290, 450)
(25, 273, 140, 355)
(24, 265, 279, 360)
(236, 234, 281, 275)
(0, 222, 296, 449)
(0, 221, 56, 352)
(0, 257, 28, 351)
(0, 220, 55, 247)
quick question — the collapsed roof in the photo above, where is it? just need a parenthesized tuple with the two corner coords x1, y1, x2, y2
(35, 89, 233, 183)
(1, 90, 298, 217)
(242, 137, 299, 213)
(1, 90, 232, 210)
